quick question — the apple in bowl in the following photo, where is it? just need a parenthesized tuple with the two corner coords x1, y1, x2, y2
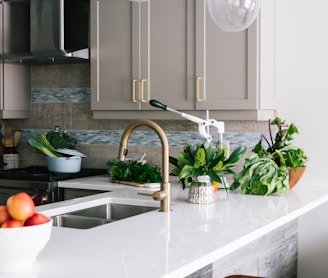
(0, 192, 53, 272)
(25, 213, 50, 226)
(0, 205, 10, 226)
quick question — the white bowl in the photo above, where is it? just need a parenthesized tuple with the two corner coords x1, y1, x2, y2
(0, 219, 53, 272)
(47, 156, 82, 173)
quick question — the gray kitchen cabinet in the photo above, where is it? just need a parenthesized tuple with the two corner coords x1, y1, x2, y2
(91, 0, 275, 121)
(194, 0, 275, 120)
(91, 0, 194, 115)
(138, 0, 194, 111)
(0, 1, 31, 119)
(90, 0, 136, 111)
(0, 63, 31, 119)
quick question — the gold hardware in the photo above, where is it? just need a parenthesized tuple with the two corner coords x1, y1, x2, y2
(138, 190, 168, 201)
(140, 79, 147, 102)
(138, 192, 153, 197)
(118, 120, 171, 213)
(196, 77, 202, 102)
(132, 79, 138, 103)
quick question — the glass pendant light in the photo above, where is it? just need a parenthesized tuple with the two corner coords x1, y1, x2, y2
(207, 0, 261, 32)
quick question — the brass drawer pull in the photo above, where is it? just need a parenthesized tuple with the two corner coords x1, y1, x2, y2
(140, 79, 147, 102)
(196, 77, 203, 102)
(132, 79, 138, 103)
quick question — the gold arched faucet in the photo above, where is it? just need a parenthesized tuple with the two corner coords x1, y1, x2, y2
(118, 120, 171, 213)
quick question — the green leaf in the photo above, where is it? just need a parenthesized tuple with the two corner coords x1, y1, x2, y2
(225, 146, 247, 164)
(179, 165, 194, 180)
(169, 156, 178, 167)
(28, 137, 61, 157)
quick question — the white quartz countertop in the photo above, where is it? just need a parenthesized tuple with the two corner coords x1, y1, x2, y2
(58, 175, 128, 191)
(58, 175, 164, 193)
(7, 180, 328, 278)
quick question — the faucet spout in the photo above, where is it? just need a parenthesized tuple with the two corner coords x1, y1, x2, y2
(118, 120, 171, 212)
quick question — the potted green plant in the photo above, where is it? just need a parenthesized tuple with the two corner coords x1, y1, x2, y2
(170, 142, 246, 203)
(230, 117, 308, 195)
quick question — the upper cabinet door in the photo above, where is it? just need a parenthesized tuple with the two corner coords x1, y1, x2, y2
(194, 0, 275, 118)
(0, 2, 31, 119)
(195, 0, 254, 109)
(140, 0, 194, 111)
(91, 0, 138, 111)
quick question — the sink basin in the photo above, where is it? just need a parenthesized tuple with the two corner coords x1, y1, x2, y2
(52, 203, 157, 229)
(52, 214, 109, 229)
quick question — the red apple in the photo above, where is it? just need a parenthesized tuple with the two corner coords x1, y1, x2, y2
(6, 192, 35, 221)
(1, 219, 23, 228)
(24, 213, 49, 226)
(32, 195, 43, 206)
(0, 205, 10, 226)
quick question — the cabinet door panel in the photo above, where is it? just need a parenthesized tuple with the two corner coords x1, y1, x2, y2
(91, 0, 138, 110)
(195, 0, 257, 110)
(141, 0, 194, 110)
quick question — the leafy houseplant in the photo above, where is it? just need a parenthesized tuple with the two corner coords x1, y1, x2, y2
(231, 117, 308, 195)
(170, 143, 247, 191)
(252, 117, 307, 169)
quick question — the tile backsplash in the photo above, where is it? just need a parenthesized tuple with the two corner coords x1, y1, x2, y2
(10, 64, 267, 171)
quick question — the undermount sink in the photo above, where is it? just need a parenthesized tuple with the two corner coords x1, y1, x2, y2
(52, 203, 158, 229)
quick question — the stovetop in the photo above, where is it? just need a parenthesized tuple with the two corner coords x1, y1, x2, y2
(0, 166, 108, 182)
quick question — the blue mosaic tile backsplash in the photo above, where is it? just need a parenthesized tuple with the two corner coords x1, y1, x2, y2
(23, 88, 262, 148)
(21, 129, 263, 149)
(32, 88, 91, 103)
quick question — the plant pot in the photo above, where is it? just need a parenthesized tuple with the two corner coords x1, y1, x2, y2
(188, 176, 215, 204)
(288, 166, 306, 189)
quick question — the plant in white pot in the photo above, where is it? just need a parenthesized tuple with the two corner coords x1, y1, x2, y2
(170, 142, 246, 203)
(230, 117, 308, 195)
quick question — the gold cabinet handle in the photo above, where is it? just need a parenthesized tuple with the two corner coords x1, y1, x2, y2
(140, 79, 147, 102)
(196, 77, 202, 102)
(132, 79, 138, 103)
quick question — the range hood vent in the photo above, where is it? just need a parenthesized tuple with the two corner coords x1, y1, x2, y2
(2, 0, 90, 65)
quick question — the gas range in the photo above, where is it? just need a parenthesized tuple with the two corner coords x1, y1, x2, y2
(0, 166, 107, 182)
(0, 166, 108, 205)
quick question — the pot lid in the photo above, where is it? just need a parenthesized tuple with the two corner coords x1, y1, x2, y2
(55, 149, 87, 158)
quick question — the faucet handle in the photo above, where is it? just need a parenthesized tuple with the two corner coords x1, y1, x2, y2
(138, 190, 168, 201)
(138, 192, 153, 197)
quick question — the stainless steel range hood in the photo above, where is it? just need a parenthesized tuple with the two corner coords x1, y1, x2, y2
(3, 0, 90, 65)
(30, 0, 90, 61)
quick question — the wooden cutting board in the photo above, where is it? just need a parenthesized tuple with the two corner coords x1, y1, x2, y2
(116, 181, 145, 187)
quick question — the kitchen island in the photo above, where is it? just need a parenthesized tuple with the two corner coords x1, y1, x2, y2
(7, 180, 328, 278)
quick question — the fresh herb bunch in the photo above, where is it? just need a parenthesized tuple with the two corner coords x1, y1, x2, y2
(46, 131, 77, 149)
(252, 117, 307, 168)
(107, 159, 161, 183)
(170, 143, 246, 190)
